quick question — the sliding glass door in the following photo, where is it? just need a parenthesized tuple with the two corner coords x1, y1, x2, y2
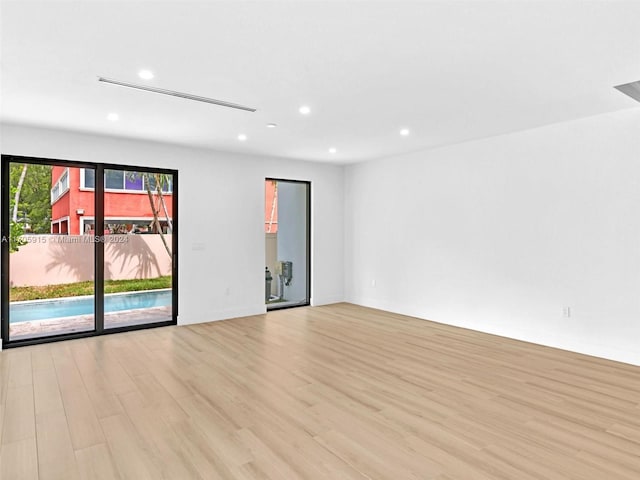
(1, 155, 178, 347)
(101, 167, 175, 329)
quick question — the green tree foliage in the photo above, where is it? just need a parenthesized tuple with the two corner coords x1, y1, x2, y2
(10, 163, 52, 234)
(8, 184, 26, 253)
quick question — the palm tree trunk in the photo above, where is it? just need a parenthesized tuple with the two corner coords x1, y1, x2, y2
(12, 164, 28, 222)
(144, 173, 172, 258)
(155, 173, 173, 233)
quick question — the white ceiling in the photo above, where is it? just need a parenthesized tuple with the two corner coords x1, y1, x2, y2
(1, 0, 640, 164)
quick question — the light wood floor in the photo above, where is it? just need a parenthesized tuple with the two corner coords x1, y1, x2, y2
(1, 303, 639, 480)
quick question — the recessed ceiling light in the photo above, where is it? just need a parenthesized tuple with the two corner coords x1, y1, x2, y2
(299, 105, 311, 115)
(107, 113, 119, 121)
(329, 148, 337, 154)
(237, 134, 247, 141)
(266, 123, 278, 128)
(400, 128, 410, 136)
(138, 69, 154, 80)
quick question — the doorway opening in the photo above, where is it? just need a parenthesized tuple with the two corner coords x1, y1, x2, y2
(265, 179, 310, 310)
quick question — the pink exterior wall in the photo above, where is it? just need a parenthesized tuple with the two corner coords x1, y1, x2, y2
(9, 235, 173, 287)
(51, 167, 174, 235)
(104, 190, 173, 219)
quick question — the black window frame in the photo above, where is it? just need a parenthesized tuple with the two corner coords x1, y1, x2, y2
(1, 154, 178, 349)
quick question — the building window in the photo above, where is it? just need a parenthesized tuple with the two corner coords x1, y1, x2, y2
(51, 168, 69, 204)
(80, 168, 172, 193)
(105, 169, 125, 190)
(51, 217, 70, 235)
(80, 217, 172, 235)
(82, 168, 96, 189)
(125, 174, 143, 191)
(147, 174, 173, 193)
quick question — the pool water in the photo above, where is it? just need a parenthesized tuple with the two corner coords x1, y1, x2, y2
(10, 289, 172, 323)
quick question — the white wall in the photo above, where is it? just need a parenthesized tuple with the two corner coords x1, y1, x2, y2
(0, 123, 345, 325)
(4, 109, 640, 366)
(345, 108, 640, 366)
(276, 181, 308, 302)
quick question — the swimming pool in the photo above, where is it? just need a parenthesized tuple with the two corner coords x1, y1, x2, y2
(9, 289, 172, 323)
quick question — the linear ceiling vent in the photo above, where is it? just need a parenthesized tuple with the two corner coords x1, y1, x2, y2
(614, 80, 640, 103)
(98, 77, 257, 112)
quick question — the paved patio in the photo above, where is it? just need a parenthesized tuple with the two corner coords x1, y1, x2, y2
(9, 306, 172, 341)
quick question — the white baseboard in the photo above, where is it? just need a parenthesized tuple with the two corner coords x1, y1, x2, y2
(345, 297, 640, 367)
(177, 304, 266, 326)
(311, 294, 344, 306)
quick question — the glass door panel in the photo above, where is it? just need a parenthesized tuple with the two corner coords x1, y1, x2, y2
(7, 162, 95, 341)
(102, 168, 174, 329)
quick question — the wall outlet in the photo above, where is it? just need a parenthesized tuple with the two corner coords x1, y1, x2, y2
(371, 279, 376, 287)
(562, 306, 571, 318)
